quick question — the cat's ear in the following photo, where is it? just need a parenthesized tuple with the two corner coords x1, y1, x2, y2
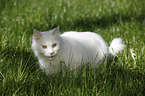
(33, 29, 42, 40)
(51, 26, 60, 36)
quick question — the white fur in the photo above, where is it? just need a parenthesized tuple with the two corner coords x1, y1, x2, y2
(109, 38, 125, 56)
(31, 27, 124, 74)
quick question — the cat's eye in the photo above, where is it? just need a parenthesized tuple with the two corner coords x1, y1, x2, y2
(42, 45, 47, 49)
(52, 43, 57, 48)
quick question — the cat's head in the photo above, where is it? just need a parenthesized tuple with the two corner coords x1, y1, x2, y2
(32, 27, 61, 59)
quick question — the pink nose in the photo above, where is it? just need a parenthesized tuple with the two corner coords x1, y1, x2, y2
(50, 52, 54, 55)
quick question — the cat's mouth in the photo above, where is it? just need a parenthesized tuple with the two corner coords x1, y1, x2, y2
(49, 54, 56, 59)
(49, 55, 54, 58)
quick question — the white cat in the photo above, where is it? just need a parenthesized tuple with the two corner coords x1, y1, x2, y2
(31, 27, 124, 74)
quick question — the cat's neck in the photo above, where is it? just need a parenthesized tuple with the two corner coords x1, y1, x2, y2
(60, 35, 72, 48)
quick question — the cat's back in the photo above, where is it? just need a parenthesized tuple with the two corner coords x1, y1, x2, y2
(61, 31, 106, 44)
(61, 31, 103, 40)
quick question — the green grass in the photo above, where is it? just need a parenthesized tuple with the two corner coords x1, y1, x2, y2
(0, 0, 145, 95)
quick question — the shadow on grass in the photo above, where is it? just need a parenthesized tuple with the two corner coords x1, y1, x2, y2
(68, 12, 145, 31)
(0, 0, 16, 11)
(105, 65, 145, 95)
(32, 8, 145, 32)
(0, 46, 38, 74)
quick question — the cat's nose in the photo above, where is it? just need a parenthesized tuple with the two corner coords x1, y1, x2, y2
(50, 52, 54, 55)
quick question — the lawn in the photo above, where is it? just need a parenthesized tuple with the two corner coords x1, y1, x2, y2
(0, 0, 145, 95)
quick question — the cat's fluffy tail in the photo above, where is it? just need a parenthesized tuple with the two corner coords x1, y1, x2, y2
(109, 38, 125, 56)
